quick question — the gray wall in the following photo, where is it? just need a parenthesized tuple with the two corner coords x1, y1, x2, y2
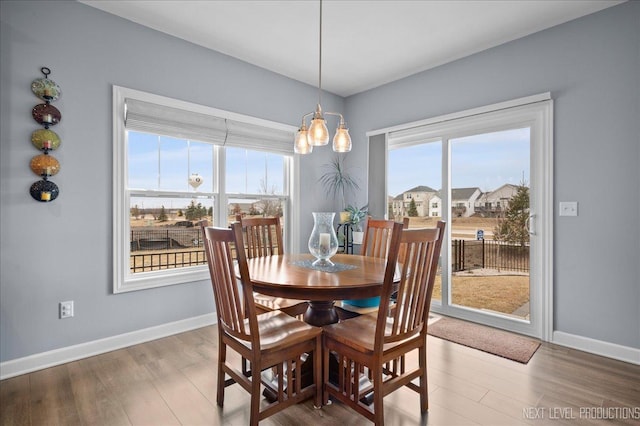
(1, 0, 638, 364)
(0, 0, 343, 362)
(345, 2, 640, 349)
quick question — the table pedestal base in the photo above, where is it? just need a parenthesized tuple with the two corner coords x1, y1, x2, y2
(303, 301, 339, 326)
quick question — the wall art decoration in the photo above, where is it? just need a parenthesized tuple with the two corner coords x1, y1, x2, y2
(29, 67, 62, 202)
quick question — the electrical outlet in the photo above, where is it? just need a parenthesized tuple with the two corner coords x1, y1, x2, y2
(59, 301, 74, 319)
(559, 201, 578, 217)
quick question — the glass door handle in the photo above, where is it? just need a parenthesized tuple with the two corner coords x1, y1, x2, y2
(527, 214, 535, 235)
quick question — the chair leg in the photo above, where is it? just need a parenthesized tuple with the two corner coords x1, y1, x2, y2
(217, 340, 226, 407)
(419, 344, 429, 412)
(250, 367, 262, 426)
(314, 336, 322, 408)
(322, 341, 330, 405)
(372, 365, 384, 426)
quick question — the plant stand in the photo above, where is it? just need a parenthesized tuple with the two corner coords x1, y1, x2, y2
(336, 223, 353, 254)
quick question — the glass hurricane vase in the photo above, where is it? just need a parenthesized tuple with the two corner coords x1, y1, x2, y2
(308, 212, 339, 266)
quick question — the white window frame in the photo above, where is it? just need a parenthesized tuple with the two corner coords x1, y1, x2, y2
(113, 86, 299, 293)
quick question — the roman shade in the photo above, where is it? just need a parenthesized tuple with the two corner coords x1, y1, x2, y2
(124, 98, 295, 155)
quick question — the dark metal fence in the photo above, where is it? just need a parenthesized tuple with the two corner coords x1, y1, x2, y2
(129, 228, 529, 274)
(452, 239, 529, 273)
(130, 250, 207, 273)
(130, 226, 207, 273)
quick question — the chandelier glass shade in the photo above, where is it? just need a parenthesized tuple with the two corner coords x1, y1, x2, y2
(295, 0, 351, 154)
(308, 104, 329, 146)
(333, 120, 351, 152)
(294, 122, 312, 154)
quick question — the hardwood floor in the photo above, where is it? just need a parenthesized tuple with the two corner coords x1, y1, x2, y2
(2, 323, 639, 425)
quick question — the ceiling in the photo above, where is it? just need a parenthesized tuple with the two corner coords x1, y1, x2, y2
(79, 0, 623, 97)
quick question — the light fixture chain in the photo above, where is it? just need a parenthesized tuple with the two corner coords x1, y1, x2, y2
(318, 0, 322, 105)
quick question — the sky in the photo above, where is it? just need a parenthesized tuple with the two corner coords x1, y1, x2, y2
(388, 127, 530, 197)
(128, 127, 530, 210)
(128, 132, 284, 210)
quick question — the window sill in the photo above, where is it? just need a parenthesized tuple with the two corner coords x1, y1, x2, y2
(114, 266, 209, 293)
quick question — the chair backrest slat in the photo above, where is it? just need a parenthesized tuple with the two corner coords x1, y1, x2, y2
(375, 222, 446, 348)
(238, 217, 284, 259)
(203, 223, 258, 344)
(361, 217, 410, 259)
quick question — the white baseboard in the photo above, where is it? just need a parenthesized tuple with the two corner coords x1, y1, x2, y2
(553, 331, 640, 365)
(3, 317, 637, 380)
(0, 313, 216, 380)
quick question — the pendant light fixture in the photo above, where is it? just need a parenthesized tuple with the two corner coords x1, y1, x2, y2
(294, 0, 351, 154)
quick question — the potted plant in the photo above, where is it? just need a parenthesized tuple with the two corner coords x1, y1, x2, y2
(319, 155, 360, 223)
(345, 204, 368, 244)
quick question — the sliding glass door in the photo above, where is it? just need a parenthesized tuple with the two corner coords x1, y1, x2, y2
(449, 129, 531, 320)
(382, 95, 553, 339)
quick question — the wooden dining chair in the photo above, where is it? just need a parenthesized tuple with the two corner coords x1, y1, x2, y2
(202, 223, 322, 426)
(236, 216, 308, 317)
(200, 218, 307, 317)
(322, 221, 446, 425)
(338, 217, 410, 319)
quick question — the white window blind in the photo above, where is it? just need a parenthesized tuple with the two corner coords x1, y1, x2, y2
(224, 120, 294, 154)
(124, 98, 295, 154)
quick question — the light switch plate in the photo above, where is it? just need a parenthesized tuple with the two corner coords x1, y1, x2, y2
(559, 201, 578, 216)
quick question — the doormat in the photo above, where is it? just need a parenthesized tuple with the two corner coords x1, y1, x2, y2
(427, 317, 540, 364)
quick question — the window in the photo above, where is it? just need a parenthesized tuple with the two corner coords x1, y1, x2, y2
(128, 133, 215, 278)
(113, 86, 298, 293)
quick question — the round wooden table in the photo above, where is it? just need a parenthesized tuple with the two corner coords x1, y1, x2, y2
(245, 253, 388, 326)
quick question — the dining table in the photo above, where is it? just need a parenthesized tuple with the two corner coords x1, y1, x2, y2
(244, 253, 391, 327)
(243, 252, 392, 402)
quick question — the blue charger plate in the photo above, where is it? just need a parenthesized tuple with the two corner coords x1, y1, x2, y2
(343, 296, 380, 308)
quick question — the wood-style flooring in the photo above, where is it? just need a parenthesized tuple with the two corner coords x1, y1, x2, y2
(1, 323, 639, 425)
